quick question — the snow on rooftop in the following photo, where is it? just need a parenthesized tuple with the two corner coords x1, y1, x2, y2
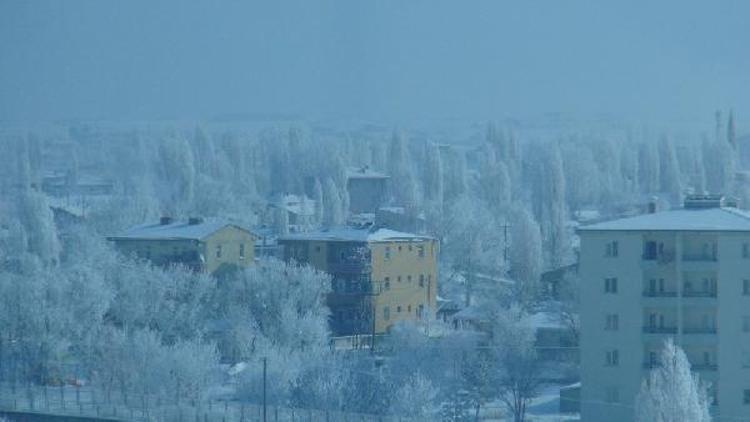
(578, 207, 750, 232)
(346, 166, 389, 179)
(279, 226, 433, 242)
(109, 219, 250, 241)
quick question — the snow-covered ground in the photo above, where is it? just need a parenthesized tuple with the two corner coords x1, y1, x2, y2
(478, 385, 580, 421)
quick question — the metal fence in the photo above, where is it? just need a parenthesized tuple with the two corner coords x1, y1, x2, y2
(0, 383, 416, 422)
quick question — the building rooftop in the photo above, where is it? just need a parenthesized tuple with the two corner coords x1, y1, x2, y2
(279, 227, 433, 243)
(346, 166, 389, 180)
(578, 206, 750, 232)
(108, 218, 254, 241)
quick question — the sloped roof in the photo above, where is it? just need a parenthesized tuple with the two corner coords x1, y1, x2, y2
(109, 220, 255, 241)
(346, 166, 389, 180)
(578, 207, 750, 232)
(279, 227, 433, 243)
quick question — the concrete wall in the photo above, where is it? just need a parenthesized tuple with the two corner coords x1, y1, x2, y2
(370, 239, 437, 333)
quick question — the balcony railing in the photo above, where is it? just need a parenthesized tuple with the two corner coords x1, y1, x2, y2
(683, 327, 718, 334)
(682, 290, 717, 298)
(643, 326, 678, 334)
(642, 251, 675, 264)
(643, 290, 678, 298)
(329, 261, 373, 274)
(682, 254, 718, 262)
(691, 363, 718, 371)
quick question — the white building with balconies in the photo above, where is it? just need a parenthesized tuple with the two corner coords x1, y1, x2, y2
(578, 195, 750, 421)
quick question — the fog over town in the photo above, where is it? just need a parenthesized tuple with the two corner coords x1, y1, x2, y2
(1, 2, 749, 421)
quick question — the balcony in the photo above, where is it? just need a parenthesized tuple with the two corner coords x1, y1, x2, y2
(642, 251, 675, 265)
(328, 261, 373, 274)
(691, 363, 718, 371)
(682, 253, 717, 262)
(643, 326, 678, 334)
(682, 290, 717, 298)
(643, 290, 678, 298)
(683, 327, 718, 335)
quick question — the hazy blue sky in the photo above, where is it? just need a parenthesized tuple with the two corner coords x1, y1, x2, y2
(1, 1, 748, 125)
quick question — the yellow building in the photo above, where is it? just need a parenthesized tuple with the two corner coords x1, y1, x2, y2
(108, 217, 257, 274)
(279, 227, 438, 335)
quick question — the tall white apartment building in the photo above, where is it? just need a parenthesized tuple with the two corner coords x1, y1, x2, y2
(579, 196, 750, 421)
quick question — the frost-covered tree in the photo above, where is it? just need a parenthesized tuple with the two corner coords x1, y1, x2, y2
(423, 142, 444, 212)
(157, 134, 195, 214)
(322, 177, 344, 227)
(638, 142, 661, 194)
(493, 306, 543, 422)
(658, 136, 682, 206)
(388, 130, 419, 209)
(635, 338, 711, 422)
(508, 204, 542, 304)
(390, 372, 439, 419)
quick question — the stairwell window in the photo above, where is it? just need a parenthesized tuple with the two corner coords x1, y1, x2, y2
(384, 307, 390, 321)
(744, 390, 750, 405)
(239, 243, 245, 259)
(605, 241, 619, 257)
(743, 316, 750, 333)
(744, 243, 750, 259)
(605, 278, 618, 294)
(385, 246, 392, 261)
(744, 279, 750, 296)
(605, 350, 620, 366)
(216, 244, 222, 259)
(605, 314, 619, 331)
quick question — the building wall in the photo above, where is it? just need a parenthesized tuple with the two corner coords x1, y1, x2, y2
(112, 238, 201, 269)
(112, 226, 255, 274)
(202, 226, 257, 274)
(581, 229, 750, 422)
(580, 231, 649, 422)
(370, 239, 438, 333)
(279, 237, 438, 335)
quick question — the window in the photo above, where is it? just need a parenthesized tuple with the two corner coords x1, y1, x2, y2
(744, 389, 750, 405)
(384, 281, 391, 291)
(418, 245, 425, 258)
(742, 350, 750, 368)
(605, 241, 619, 257)
(407, 275, 412, 283)
(408, 305, 412, 313)
(398, 245, 402, 251)
(744, 243, 750, 259)
(385, 246, 391, 261)
(417, 304, 424, 318)
(384, 307, 390, 321)
(397, 306, 402, 313)
(397, 276, 402, 282)
(239, 243, 245, 259)
(419, 274, 425, 287)
(384, 276, 390, 283)
(408, 245, 413, 251)
(605, 387, 620, 404)
(216, 244, 222, 259)
(605, 314, 619, 331)
(315, 245, 321, 252)
(604, 278, 618, 294)
(744, 280, 750, 296)
(605, 350, 619, 366)
(743, 316, 750, 333)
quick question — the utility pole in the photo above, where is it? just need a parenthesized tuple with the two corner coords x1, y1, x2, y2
(262, 357, 267, 422)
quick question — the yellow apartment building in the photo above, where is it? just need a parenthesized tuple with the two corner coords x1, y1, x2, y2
(279, 227, 438, 336)
(108, 217, 257, 274)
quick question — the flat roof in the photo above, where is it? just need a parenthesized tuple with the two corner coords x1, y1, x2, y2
(108, 219, 254, 241)
(279, 227, 433, 243)
(578, 207, 750, 232)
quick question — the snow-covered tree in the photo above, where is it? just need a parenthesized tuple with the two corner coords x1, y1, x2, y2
(635, 338, 711, 422)
(508, 204, 542, 304)
(492, 306, 543, 422)
(322, 177, 344, 227)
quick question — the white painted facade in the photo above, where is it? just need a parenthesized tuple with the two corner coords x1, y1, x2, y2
(579, 204, 750, 421)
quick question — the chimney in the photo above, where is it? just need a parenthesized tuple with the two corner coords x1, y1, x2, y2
(188, 216, 204, 225)
(160, 216, 173, 225)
